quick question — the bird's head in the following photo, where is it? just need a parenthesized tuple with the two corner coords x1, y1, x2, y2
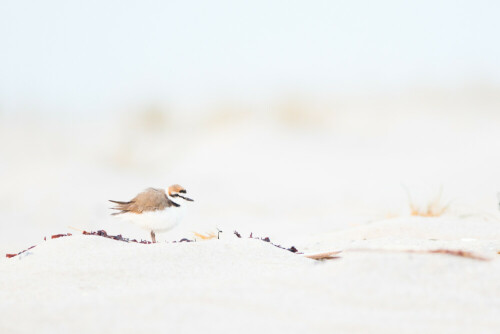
(168, 184, 194, 202)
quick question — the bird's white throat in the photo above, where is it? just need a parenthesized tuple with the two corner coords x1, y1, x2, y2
(169, 194, 192, 206)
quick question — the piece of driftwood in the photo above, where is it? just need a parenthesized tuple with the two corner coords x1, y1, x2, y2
(303, 251, 343, 260)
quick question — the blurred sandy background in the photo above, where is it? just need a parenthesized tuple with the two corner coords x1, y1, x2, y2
(1, 1, 500, 254)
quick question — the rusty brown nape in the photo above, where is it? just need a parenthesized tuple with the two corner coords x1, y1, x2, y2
(168, 184, 185, 195)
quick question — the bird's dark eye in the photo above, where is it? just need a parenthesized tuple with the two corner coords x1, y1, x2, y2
(180, 190, 187, 194)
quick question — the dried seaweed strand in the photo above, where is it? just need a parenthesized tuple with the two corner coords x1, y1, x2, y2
(5, 230, 197, 258)
(347, 248, 490, 261)
(7, 229, 331, 260)
(5, 233, 74, 258)
(240, 231, 341, 260)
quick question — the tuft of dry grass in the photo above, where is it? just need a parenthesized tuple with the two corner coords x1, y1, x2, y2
(403, 186, 451, 217)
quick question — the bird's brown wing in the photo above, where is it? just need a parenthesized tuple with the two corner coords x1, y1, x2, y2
(109, 188, 179, 215)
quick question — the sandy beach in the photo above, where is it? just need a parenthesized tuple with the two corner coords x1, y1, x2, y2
(2, 215, 500, 334)
(1, 99, 500, 333)
(1, 98, 500, 333)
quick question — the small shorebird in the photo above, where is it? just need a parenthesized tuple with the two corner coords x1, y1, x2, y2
(109, 184, 194, 243)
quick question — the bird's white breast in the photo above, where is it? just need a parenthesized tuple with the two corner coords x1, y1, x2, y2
(119, 205, 186, 232)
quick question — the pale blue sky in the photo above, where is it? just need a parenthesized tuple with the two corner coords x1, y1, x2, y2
(1, 0, 499, 114)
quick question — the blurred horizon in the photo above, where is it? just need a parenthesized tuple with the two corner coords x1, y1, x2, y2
(1, 1, 500, 116)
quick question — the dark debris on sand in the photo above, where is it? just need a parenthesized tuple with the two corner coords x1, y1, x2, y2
(81, 229, 301, 253)
(6, 229, 300, 258)
(5, 230, 196, 258)
(6, 229, 488, 262)
(234, 230, 301, 254)
(6, 245, 38, 258)
(6, 233, 74, 258)
(83, 230, 153, 244)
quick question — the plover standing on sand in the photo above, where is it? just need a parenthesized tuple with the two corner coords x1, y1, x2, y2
(109, 184, 194, 243)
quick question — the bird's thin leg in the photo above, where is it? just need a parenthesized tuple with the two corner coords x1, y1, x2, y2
(151, 231, 156, 243)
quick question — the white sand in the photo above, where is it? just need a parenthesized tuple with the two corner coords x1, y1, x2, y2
(1, 93, 500, 333)
(1, 217, 500, 334)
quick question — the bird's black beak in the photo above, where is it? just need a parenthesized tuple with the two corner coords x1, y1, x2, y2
(179, 195, 194, 202)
